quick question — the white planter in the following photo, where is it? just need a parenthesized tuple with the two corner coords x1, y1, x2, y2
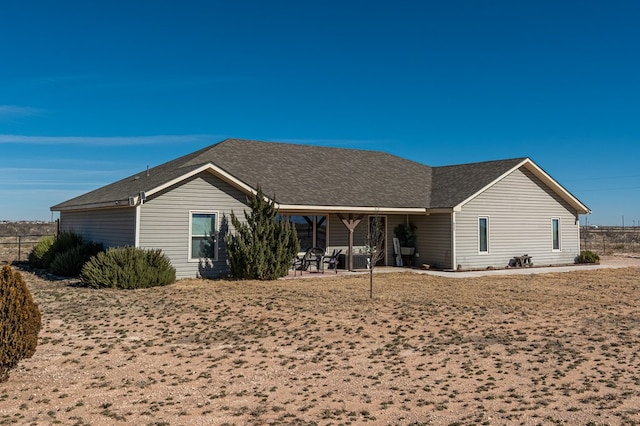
(400, 247, 415, 256)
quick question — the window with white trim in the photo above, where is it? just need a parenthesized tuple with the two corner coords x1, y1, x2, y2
(552, 217, 561, 251)
(190, 211, 218, 260)
(478, 216, 489, 254)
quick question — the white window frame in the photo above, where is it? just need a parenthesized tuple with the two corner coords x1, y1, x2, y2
(551, 217, 561, 252)
(478, 216, 489, 255)
(188, 210, 219, 262)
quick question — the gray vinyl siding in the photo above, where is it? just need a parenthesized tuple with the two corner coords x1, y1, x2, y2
(59, 208, 136, 247)
(412, 213, 453, 270)
(328, 213, 454, 268)
(455, 167, 581, 270)
(326, 214, 370, 251)
(138, 172, 248, 279)
(327, 214, 398, 267)
(325, 215, 358, 269)
(327, 215, 349, 247)
(351, 217, 368, 250)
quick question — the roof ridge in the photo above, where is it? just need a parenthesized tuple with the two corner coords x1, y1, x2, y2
(220, 138, 437, 171)
(50, 139, 549, 212)
(433, 157, 528, 169)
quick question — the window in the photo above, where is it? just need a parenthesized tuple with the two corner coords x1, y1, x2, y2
(552, 217, 561, 251)
(478, 216, 489, 254)
(286, 215, 326, 250)
(190, 212, 217, 260)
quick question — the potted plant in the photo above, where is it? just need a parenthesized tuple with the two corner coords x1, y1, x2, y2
(393, 223, 416, 256)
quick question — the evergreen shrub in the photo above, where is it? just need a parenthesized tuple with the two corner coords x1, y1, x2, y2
(28, 231, 85, 270)
(49, 242, 104, 277)
(0, 265, 42, 382)
(80, 247, 176, 289)
(577, 250, 600, 264)
(49, 232, 84, 261)
(225, 186, 299, 280)
(28, 235, 55, 268)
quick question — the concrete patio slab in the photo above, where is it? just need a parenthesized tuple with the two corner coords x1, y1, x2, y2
(283, 255, 640, 279)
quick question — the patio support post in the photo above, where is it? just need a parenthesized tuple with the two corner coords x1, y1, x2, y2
(337, 213, 363, 271)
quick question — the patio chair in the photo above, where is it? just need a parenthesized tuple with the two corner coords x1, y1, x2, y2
(304, 247, 325, 272)
(322, 249, 342, 273)
(292, 249, 311, 276)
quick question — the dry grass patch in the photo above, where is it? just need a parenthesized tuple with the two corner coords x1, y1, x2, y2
(1, 267, 640, 425)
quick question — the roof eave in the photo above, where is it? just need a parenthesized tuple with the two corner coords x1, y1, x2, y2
(522, 160, 591, 214)
(51, 200, 133, 212)
(145, 162, 256, 198)
(276, 205, 430, 214)
(51, 163, 259, 212)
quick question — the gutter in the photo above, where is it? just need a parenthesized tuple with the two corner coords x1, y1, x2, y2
(51, 200, 134, 212)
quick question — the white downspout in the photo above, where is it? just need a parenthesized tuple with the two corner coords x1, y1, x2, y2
(451, 211, 457, 271)
(134, 205, 141, 248)
(576, 212, 581, 252)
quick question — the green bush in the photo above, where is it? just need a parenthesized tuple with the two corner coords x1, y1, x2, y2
(80, 247, 176, 289)
(0, 265, 42, 382)
(225, 186, 299, 280)
(28, 235, 55, 268)
(28, 231, 85, 270)
(49, 232, 84, 261)
(49, 242, 104, 277)
(577, 250, 600, 264)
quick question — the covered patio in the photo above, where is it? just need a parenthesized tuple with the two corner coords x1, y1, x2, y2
(279, 210, 436, 272)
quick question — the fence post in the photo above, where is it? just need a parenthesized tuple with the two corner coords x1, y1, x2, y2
(17, 235, 21, 261)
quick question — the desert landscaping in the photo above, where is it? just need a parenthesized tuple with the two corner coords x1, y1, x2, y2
(1, 257, 640, 425)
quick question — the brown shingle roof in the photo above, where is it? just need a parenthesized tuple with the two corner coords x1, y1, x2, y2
(50, 139, 529, 211)
(188, 139, 433, 208)
(430, 158, 527, 208)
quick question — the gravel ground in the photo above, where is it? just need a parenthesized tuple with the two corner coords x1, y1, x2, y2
(1, 259, 640, 425)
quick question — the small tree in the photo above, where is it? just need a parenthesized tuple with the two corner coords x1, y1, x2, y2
(225, 186, 299, 280)
(0, 265, 42, 382)
(365, 215, 385, 298)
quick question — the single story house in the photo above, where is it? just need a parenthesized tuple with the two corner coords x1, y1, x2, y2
(51, 138, 590, 278)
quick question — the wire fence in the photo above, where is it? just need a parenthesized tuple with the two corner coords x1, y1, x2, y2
(0, 234, 55, 264)
(581, 226, 640, 255)
(2, 227, 637, 264)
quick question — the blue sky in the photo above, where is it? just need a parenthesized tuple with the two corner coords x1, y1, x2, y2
(1, 1, 639, 225)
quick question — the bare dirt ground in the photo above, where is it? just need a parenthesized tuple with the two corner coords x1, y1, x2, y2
(2, 257, 640, 425)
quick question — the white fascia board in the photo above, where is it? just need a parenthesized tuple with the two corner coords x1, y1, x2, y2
(453, 158, 591, 215)
(428, 208, 455, 214)
(51, 201, 133, 212)
(53, 163, 259, 212)
(453, 159, 529, 212)
(276, 205, 428, 215)
(145, 163, 257, 199)
(521, 160, 591, 214)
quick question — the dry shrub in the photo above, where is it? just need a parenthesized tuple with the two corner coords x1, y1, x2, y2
(0, 265, 42, 382)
